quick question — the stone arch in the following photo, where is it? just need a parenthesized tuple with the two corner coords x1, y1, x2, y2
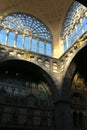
(0, 58, 59, 129)
(0, 58, 59, 102)
(62, 45, 87, 101)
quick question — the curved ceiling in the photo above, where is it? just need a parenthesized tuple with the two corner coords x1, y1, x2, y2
(0, 0, 74, 57)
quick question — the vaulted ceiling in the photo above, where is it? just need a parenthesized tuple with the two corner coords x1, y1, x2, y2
(0, 0, 78, 57)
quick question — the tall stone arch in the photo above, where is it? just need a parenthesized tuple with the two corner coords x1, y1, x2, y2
(0, 58, 59, 130)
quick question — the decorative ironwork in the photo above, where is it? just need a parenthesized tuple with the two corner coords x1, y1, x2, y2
(0, 13, 52, 56)
(61, 1, 87, 36)
(1, 13, 52, 41)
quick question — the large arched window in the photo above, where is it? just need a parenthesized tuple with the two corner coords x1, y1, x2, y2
(61, 1, 87, 52)
(0, 13, 52, 56)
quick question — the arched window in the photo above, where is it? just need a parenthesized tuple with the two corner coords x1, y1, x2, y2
(7, 32, 15, 46)
(0, 13, 52, 56)
(0, 29, 7, 44)
(16, 34, 23, 48)
(62, 1, 87, 52)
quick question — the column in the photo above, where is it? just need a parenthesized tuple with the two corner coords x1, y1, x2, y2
(54, 100, 72, 130)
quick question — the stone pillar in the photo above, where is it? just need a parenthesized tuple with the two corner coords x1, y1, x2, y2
(54, 100, 72, 130)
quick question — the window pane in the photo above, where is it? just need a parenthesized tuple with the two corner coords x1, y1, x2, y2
(72, 28, 77, 43)
(46, 43, 52, 56)
(7, 32, 15, 46)
(82, 16, 87, 32)
(24, 37, 30, 50)
(39, 41, 44, 54)
(63, 38, 67, 51)
(31, 39, 37, 52)
(16, 35, 23, 48)
(0, 30, 7, 44)
(77, 23, 82, 37)
(68, 34, 72, 47)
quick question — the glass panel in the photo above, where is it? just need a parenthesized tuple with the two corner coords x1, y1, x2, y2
(82, 16, 87, 32)
(16, 34, 23, 48)
(7, 32, 15, 46)
(46, 43, 52, 56)
(0, 29, 7, 44)
(24, 36, 30, 50)
(72, 28, 77, 43)
(2, 13, 52, 41)
(39, 41, 44, 54)
(0, 13, 53, 56)
(62, 1, 86, 35)
(63, 38, 67, 51)
(77, 22, 82, 37)
(68, 34, 72, 47)
(31, 39, 37, 52)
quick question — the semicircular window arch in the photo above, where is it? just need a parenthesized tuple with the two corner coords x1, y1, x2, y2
(61, 1, 87, 52)
(0, 13, 53, 56)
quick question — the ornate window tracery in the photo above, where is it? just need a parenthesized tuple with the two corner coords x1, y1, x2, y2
(62, 1, 87, 52)
(0, 13, 52, 56)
